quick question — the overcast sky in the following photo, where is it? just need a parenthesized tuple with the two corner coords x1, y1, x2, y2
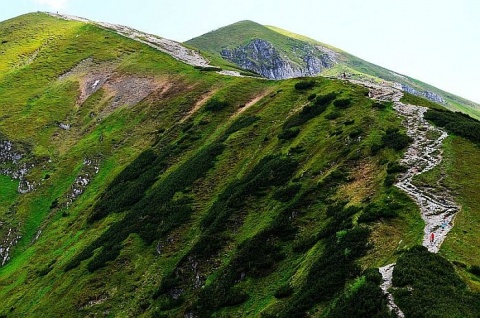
(2, 0, 479, 103)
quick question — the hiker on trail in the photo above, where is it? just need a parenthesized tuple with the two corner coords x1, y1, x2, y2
(430, 232, 435, 244)
(441, 219, 448, 230)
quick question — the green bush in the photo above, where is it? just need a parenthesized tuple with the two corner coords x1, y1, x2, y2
(392, 246, 480, 317)
(273, 184, 301, 202)
(281, 227, 371, 318)
(294, 80, 316, 90)
(314, 92, 337, 106)
(325, 111, 341, 120)
(349, 128, 362, 138)
(89, 148, 168, 222)
(196, 155, 298, 246)
(154, 276, 182, 298)
(383, 174, 396, 187)
(195, 66, 222, 72)
(281, 92, 335, 135)
(383, 128, 413, 150)
(373, 128, 413, 153)
(358, 200, 400, 223)
(157, 155, 300, 315)
(372, 102, 388, 110)
(157, 295, 184, 310)
(204, 98, 229, 111)
(469, 265, 480, 276)
(333, 98, 352, 109)
(224, 115, 260, 136)
(278, 127, 300, 140)
(234, 232, 285, 277)
(274, 285, 293, 299)
(386, 161, 407, 174)
(326, 280, 392, 318)
(425, 109, 480, 144)
(364, 268, 383, 285)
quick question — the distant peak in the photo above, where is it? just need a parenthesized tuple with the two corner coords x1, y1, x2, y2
(231, 20, 262, 25)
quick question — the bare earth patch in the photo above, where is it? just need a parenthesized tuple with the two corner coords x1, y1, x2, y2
(59, 59, 170, 116)
(180, 90, 218, 123)
(337, 161, 377, 205)
(231, 90, 272, 118)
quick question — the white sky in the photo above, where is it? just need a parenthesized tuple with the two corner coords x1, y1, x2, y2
(2, 0, 479, 103)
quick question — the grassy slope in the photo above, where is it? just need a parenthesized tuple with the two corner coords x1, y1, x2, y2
(441, 137, 480, 291)
(404, 94, 480, 292)
(413, 135, 480, 292)
(0, 175, 18, 214)
(0, 12, 477, 318)
(185, 20, 318, 68)
(186, 20, 293, 52)
(187, 21, 480, 118)
(269, 25, 480, 117)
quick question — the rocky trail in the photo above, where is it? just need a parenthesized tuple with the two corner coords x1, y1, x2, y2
(352, 79, 459, 317)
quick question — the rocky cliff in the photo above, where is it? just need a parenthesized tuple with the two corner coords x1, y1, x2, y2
(401, 84, 445, 104)
(220, 38, 334, 79)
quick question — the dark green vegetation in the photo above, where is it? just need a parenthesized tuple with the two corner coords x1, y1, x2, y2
(400, 92, 443, 110)
(326, 269, 392, 318)
(413, 107, 480, 292)
(0, 12, 479, 318)
(393, 246, 480, 318)
(425, 108, 480, 144)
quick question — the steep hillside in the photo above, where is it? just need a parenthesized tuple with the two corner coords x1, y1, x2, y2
(186, 21, 480, 119)
(186, 20, 336, 79)
(0, 12, 479, 318)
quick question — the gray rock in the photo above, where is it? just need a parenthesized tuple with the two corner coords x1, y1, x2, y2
(401, 84, 445, 104)
(220, 39, 334, 79)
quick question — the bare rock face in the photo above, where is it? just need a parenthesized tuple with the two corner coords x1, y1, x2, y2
(0, 226, 21, 266)
(0, 139, 34, 193)
(220, 39, 334, 79)
(401, 84, 445, 104)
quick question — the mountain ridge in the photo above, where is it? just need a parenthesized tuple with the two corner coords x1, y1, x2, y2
(186, 20, 480, 118)
(0, 12, 479, 317)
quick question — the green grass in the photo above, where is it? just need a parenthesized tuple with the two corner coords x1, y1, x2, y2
(186, 20, 295, 53)
(438, 137, 480, 288)
(0, 175, 18, 214)
(0, 12, 478, 318)
(400, 92, 444, 109)
(410, 130, 480, 291)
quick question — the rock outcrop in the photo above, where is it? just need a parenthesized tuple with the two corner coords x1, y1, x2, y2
(401, 84, 445, 104)
(0, 140, 34, 193)
(0, 226, 21, 266)
(220, 39, 334, 79)
(65, 157, 100, 208)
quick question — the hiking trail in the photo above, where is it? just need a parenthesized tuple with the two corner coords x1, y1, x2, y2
(351, 78, 459, 317)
